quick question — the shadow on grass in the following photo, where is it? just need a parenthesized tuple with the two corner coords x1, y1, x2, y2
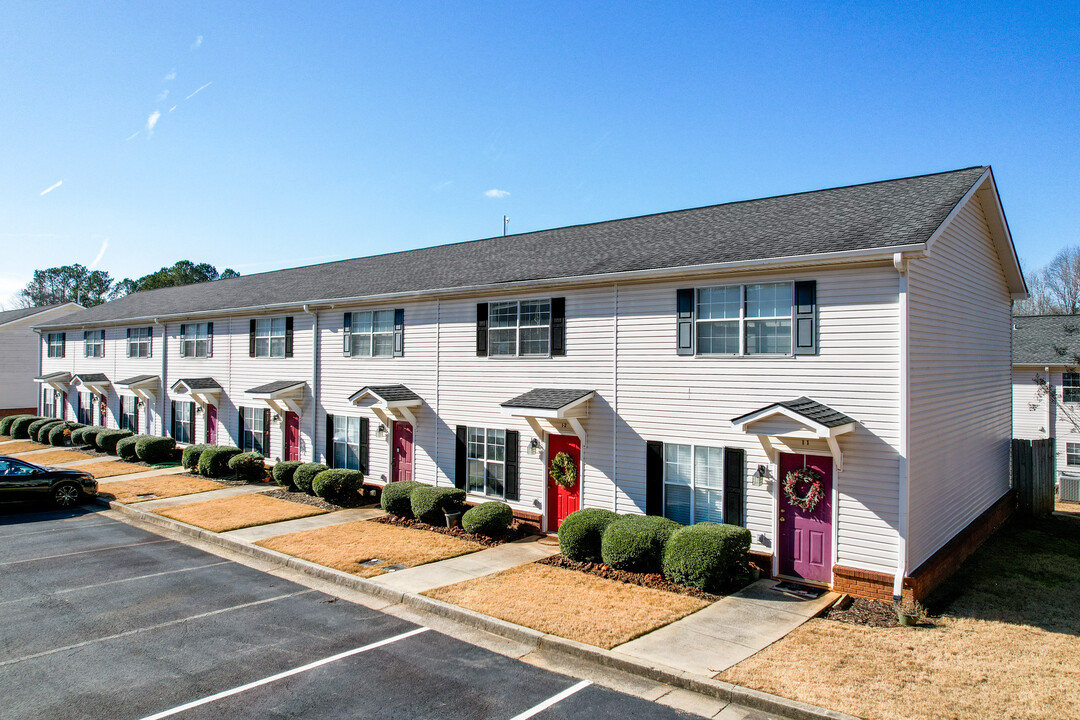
(929, 514, 1080, 637)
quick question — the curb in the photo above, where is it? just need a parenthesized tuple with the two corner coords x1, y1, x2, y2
(99, 498, 862, 720)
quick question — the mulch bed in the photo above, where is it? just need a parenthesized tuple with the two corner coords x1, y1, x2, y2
(373, 514, 540, 548)
(261, 487, 365, 512)
(822, 597, 902, 627)
(537, 553, 721, 602)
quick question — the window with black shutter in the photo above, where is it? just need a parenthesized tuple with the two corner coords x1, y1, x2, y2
(723, 448, 746, 527)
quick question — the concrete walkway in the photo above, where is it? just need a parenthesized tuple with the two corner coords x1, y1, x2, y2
(222, 507, 386, 542)
(92, 466, 190, 483)
(131, 483, 270, 510)
(369, 535, 560, 593)
(613, 579, 837, 676)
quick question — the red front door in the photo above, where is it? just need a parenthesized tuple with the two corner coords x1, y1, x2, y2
(284, 411, 300, 462)
(206, 404, 217, 444)
(778, 453, 833, 584)
(392, 421, 413, 483)
(546, 434, 581, 531)
(98, 395, 108, 426)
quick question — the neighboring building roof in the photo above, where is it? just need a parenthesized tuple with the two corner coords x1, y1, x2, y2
(36, 167, 997, 328)
(501, 388, 594, 411)
(0, 302, 82, 328)
(1013, 315, 1080, 365)
(171, 377, 223, 391)
(246, 380, 306, 395)
(731, 397, 856, 429)
(350, 385, 422, 404)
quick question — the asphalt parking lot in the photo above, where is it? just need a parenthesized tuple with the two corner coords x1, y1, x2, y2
(0, 504, 698, 720)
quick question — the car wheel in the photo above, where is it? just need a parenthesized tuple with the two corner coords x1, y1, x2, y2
(52, 482, 82, 508)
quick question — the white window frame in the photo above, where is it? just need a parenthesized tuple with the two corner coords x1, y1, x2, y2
(77, 392, 93, 425)
(181, 323, 212, 358)
(120, 395, 138, 432)
(695, 282, 794, 356)
(348, 310, 394, 358)
(128, 327, 152, 358)
(467, 426, 506, 498)
(46, 333, 64, 358)
(1063, 373, 1080, 403)
(172, 401, 194, 444)
(332, 416, 364, 469)
(1068, 442, 1080, 467)
(241, 406, 266, 453)
(662, 443, 725, 525)
(42, 389, 56, 418)
(488, 299, 550, 357)
(254, 318, 286, 358)
(84, 330, 105, 358)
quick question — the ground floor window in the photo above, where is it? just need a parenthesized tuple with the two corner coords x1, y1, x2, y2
(171, 401, 194, 444)
(77, 392, 93, 425)
(1068, 443, 1080, 466)
(241, 406, 268, 454)
(42, 389, 56, 418)
(120, 396, 138, 432)
(664, 444, 724, 525)
(467, 427, 505, 498)
(332, 415, 363, 470)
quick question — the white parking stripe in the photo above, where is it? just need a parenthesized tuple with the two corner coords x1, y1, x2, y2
(0, 589, 313, 667)
(0, 520, 117, 539)
(0, 538, 171, 566)
(0, 561, 231, 606)
(137, 627, 432, 720)
(508, 680, 592, 720)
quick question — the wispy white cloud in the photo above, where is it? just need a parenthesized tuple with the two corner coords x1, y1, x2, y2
(146, 110, 161, 136)
(125, 131, 140, 141)
(169, 105, 178, 113)
(157, 89, 170, 101)
(39, 180, 63, 196)
(163, 69, 176, 81)
(484, 189, 510, 198)
(185, 81, 212, 100)
(88, 238, 109, 270)
(191, 35, 203, 50)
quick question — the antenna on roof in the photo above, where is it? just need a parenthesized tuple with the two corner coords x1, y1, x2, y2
(503, 216, 510, 236)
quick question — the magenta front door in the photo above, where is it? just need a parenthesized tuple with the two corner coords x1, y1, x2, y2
(777, 452, 833, 584)
(206, 404, 217, 444)
(284, 412, 300, 462)
(546, 434, 581, 531)
(392, 421, 413, 483)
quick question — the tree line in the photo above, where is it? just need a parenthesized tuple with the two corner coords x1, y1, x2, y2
(15, 260, 239, 308)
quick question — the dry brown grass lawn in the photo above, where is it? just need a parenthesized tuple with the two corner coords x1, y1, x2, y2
(5, 441, 50, 454)
(718, 516, 1080, 720)
(155, 493, 327, 532)
(424, 563, 708, 649)
(101, 475, 222, 504)
(256, 520, 482, 577)
(1056, 500, 1080, 519)
(18, 449, 94, 465)
(85, 461, 157, 479)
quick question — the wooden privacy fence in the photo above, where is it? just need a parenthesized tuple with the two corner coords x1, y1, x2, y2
(1012, 438, 1055, 517)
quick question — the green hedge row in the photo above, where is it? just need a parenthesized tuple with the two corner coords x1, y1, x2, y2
(293, 463, 328, 494)
(228, 452, 265, 481)
(182, 444, 215, 470)
(198, 446, 242, 478)
(462, 502, 513, 536)
(378, 481, 513, 536)
(410, 486, 466, 524)
(95, 428, 134, 454)
(312, 469, 365, 504)
(9, 415, 46, 439)
(272, 461, 304, 489)
(48, 422, 84, 446)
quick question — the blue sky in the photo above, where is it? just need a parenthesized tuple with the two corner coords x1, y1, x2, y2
(1, 1, 1077, 307)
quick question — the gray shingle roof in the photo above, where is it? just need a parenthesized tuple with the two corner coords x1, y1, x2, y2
(0, 303, 79, 327)
(115, 375, 159, 386)
(1013, 315, 1080, 365)
(172, 377, 223, 391)
(246, 380, 306, 395)
(35, 167, 988, 328)
(501, 389, 594, 411)
(72, 373, 110, 383)
(35, 371, 70, 382)
(731, 397, 855, 428)
(355, 385, 422, 403)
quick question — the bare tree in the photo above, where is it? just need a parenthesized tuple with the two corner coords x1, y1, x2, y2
(1015, 247, 1080, 315)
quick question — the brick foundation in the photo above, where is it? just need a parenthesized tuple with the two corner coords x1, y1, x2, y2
(0, 407, 35, 419)
(832, 565, 895, 602)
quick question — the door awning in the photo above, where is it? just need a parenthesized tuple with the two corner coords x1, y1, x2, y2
(71, 373, 111, 395)
(501, 388, 594, 445)
(171, 377, 223, 409)
(34, 371, 71, 392)
(349, 384, 422, 427)
(730, 397, 855, 470)
(114, 375, 160, 403)
(246, 380, 307, 417)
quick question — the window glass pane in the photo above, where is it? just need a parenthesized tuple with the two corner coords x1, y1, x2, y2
(486, 461, 505, 497)
(665, 484, 691, 525)
(468, 428, 485, 459)
(271, 317, 286, 335)
(333, 443, 346, 469)
(694, 446, 724, 488)
(270, 337, 285, 357)
(519, 300, 550, 326)
(372, 334, 393, 357)
(346, 443, 359, 470)
(372, 310, 394, 333)
(256, 319, 270, 336)
(352, 334, 371, 357)
(746, 319, 792, 354)
(664, 444, 692, 485)
(353, 311, 372, 332)
(468, 459, 485, 493)
(518, 327, 548, 356)
(347, 417, 360, 444)
(255, 338, 269, 357)
(489, 302, 518, 328)
(1064, 373, 1080, 403)
(487, 429, 505, 462)
(697, 286, 741, 320)
(746, 283, 792, 319)
(333, 416, 348, 444)
(694, 487, 724, 523)
(489, 328, 516, 356)
(696, 321, 739, 354)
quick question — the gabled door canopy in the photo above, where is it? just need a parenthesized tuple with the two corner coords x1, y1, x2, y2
(71, 373, 111, 396)
(348, 384, 422, 428)
(246, 380, 307, 418)
(34, 371, 71, 393)
(171, 377, 223, 410)
(114, 375, 160, 404)
(501, 388, 594, 446)
(731, 397, 855, 470)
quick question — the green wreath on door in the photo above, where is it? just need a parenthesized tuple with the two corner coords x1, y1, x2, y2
(549, 451, 578, 490)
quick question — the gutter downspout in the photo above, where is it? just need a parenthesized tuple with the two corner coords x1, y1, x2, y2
(304, 305, 318, 462)
(154, 318, 166, 436)
(893, 253, 909, 599)
(35, 330, 43, 415)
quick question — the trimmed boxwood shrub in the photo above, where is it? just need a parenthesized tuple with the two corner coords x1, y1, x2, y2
(116, 434, 151, 460)
(662, 522, 752, 593)
(73, 426, 106, 447)
(228, 452, 266, 481)
(135, 435, 176, 463)
(410, 486, 467, 524)
(49, 422, 83, 446)
(293, 463, 328, 495)
(198, 446, 243, 478)
(271, 460, 304, 489)
(28, 418, 59, 443)
(558, 508, 619, 563)
(96, 428, 134, 454)
(380, 480, 422, 517)
(600, 514, 680, 573)
(182, 443, 215, 470)
(0, 414, 32, 436)
(461, 501, 514, 537)
(10, 415, 45, 439)
(312, 469, 365, 505)
(31, 419, 64, 443)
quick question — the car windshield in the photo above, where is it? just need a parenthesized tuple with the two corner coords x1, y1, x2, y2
(0, 458, 41, 476)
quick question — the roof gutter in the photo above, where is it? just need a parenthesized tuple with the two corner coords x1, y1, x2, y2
(32, 243, 927, 330)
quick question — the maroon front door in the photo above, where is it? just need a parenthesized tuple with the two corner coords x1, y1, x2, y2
(284, 412, 300, 462)
(392, 421, 413, 483)
(98, 395, 108, 426)
(206, 404, 217, 444)
(546, 434, 581, 531)
(778, 452, 833, 584)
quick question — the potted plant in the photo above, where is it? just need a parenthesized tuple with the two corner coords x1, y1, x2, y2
(444, 510, 463, 528)
(895, 597, 927, 626)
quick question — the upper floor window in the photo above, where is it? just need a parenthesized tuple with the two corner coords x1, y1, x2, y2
(663, 444, 725, 525)
(83, 330, 105, 358)
(677, 281, 816, 356)
(343, 309, 403, 358)
(1068, 442, 1080, 466)
(476, 298, 565, 358)
(180, 322, 212, 358)
(127, 327, 153, 358)
(250, 317, 292, 358)
(46, 332, 65, 358)
(1064, 373, 1080, 403)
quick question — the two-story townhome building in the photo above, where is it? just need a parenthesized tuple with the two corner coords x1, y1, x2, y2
(0, 302, 83, 417)
(33, 166, 1026, 602)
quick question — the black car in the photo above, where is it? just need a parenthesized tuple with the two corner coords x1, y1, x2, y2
(0, 456, 98, 507)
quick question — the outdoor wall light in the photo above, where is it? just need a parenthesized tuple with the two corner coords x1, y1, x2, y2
(752, 465, 772, 487)
(194, 404, 203, 414)
(376, 424, 387, 438)
(527, 438, 542, 455)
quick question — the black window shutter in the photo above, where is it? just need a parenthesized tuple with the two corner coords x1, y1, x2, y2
(325, 414, 335, 467)
(146, 326, 152, 358)
(238, 409, 246, 451)
(207, 322, 213, 357)
(793, 280, 818, 355)
(645, 440, 665, 516)
(179, 324, 187, 357)
(134, 402, 140, 436)
(343, 313, 352, 356)
(284, 316, 294, 358)
(83, 330, 89, 358)
(359, 417, 369, 475)
(262, 409, 271, 456)
(393, 308, 404, 357)
(504, 430, 519, 501)
(170, 400, 176, 439)
(100, 330, 106, 357)
(249, 319, 256, 357)
(676, 289, 694, 355)
(550, 297, 565, 356)
(476, 303, 488, 357)
(60, 332, 65, 358)
(723, 448, 746, 527)
(455, 425, 468, 489)
(126, 328, 132, 357)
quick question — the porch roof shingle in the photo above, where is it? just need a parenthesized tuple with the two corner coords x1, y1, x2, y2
(171, 377, 223, 391)
(115, 374, 158, 386)
(501, 388, 594, 411)
(731, 397, 856, 429)
(246, 380, 306, 395)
